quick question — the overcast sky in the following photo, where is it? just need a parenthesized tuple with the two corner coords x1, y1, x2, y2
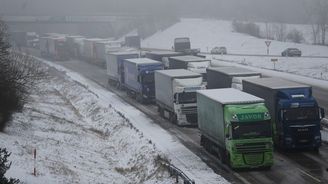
(0, 0, 308, 23)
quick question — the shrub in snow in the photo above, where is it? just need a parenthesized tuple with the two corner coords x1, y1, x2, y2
(0, 148, 19, 184)
(0, 19, 46, 131)
(286, 29, 305, 43)
(232, 20, 261, 38)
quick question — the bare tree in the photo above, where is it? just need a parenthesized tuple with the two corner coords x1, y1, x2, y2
(317, 0, 328, 45)
(0, 19, 46, 131)
(273, 23, 287, 42)
(303, 0, 328, 45)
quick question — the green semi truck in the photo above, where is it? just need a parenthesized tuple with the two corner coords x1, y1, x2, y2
(197, 88, 274, 169)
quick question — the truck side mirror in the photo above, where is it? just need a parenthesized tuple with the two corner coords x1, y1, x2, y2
(320, 107, 325, 119)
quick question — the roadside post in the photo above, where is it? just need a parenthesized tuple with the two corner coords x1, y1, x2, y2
(265, 40, 271, 55)
(271, 58, 278, 70)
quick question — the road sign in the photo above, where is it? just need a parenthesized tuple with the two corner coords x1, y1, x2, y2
(265, 40, 271, 47)
(271, 58, 278, 62)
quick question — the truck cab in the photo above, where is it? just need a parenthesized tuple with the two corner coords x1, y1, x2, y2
(173, 77, 206, 125)
(276, 88, 323, 150)
(224, 104, 273, 168)
(198, 88, 273, 169)
(155, 69, 206, 126)
(123, 58, 163, 103)
(243, 78, 324, 151)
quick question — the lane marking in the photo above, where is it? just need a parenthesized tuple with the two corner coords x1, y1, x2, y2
(297, 168, 321, 183)
(232, 172, 253, 184)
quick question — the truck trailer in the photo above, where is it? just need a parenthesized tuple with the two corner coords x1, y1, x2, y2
(168, 55, 210, 81)
(145, 50, 184, 69)
(48, 37, 69, 61)
(123, 58, 163, 103)
(173, 37, 200, 55)
(40, 36, 68, 60)
(197, 88, 273, 169)
(155, 69, 206, 126)
(243, 78, 324, 151)
(106, 52, 139, 88)
(207, 66, 261, 90)
(94, 40, 122, 66)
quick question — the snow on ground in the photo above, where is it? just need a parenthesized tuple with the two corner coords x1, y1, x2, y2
(142, 18, 328, 56)
(212, 55, 328, 81)
(38, 59, 229, 184)
(209, 56, 328, 90)
(0, 66, 176, 184)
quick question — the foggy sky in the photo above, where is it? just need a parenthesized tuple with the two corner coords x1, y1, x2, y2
(0, 0, 308, 23)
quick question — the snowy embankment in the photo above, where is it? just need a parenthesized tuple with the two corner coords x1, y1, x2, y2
(42, 60, 228, 184)
(0, 65, 175, 183)
(0, 57, 228, 183)
(142, 18, 328, 56)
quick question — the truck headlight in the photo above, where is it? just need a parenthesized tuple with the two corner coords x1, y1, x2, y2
(264, 112, 270, 118)
(232, 114, 238, 121)
(314, 135, 321, 140)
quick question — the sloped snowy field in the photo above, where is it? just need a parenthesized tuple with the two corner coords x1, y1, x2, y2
(211, 55, 328, 81)
(142, 18, 328, 56)
(0, 67, 174, 184)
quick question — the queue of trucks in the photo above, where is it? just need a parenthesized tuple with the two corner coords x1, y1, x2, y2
(11, 31, 325, 170)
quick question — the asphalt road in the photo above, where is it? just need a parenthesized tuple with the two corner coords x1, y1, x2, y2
(54, 58, 328, 184)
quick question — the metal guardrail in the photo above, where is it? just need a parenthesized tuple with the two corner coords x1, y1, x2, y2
(158, 157, 195, 184)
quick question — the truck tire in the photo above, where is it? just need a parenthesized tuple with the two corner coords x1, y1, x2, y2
(136, 94, 144, 103)
(158, 106, 164, 117)
(169, 112, 177, 124)
(218, 148, 226, 163)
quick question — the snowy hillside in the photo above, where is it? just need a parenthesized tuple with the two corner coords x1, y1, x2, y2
(0, 66, 174, 184)
(142, 18, 328, 56)
(0, 59, 228, 184)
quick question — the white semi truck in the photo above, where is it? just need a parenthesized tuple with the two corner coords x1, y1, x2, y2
(155, 69, 206, 126)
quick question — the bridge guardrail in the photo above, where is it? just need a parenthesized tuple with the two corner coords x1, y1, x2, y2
(158, 157, 195, 184)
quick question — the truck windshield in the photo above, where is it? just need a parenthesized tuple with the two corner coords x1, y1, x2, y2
(283, 107, 319, 121)
(141, 73, 154, 84)
(231, 121, 272, 139)
(177, 92, 197, 104)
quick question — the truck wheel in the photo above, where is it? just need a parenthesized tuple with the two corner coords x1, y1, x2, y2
(136, 94, 144, 103)
(169, 113, 177, 124)
(158, 106, 164, 117)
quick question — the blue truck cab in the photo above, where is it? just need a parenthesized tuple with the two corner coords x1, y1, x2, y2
(123, 58, 163, 103)
(106, 52, 139, 88)
(243, 78, 325, 151)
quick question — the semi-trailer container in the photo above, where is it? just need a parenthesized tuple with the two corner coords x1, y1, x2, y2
(155, 69, 205, 126)
(94, 40, 122, 65)
(123, 58, 163, 103)
(66, 35, 84, 58)
(40, 36, 50, 57)
(40, 36, 68, 60)
(48, 37, 69, 61)
(145, 51, 184, 69)
(106, 52, 139, 88)
(243, 78, 325, 151)
(197, 88, 273, 169)
(207, 66, 261, 90)
(83, 38, 104, 61)
(168, 55, 210, 81)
